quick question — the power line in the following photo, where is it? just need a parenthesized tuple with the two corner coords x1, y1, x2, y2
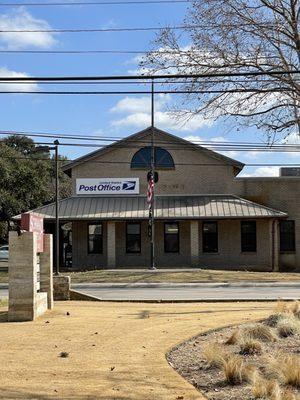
(2, 78, 299, 85)
(1, 70, 299, 82)
(0, 88, 294, 95)
(3, 137, 300, 152)
(0, 0, 193, 6)
(0, 23, 278, 34)
(0, 130, 297, 147)
(2, 153, 300, 167)
(0, 49, 282, 57)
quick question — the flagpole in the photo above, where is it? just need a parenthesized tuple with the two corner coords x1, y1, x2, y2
(150, 78, 156, 270)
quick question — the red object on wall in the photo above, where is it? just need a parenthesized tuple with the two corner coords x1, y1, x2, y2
(21, 213, 44, 253)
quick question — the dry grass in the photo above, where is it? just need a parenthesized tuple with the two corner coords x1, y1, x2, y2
(0, 301, 273, 400)
(290, 301, 300, 315)
(223, 354, 255, 385)
(276, 301, 290, 314)
(252, 376, 281, 400)
(65, 269, 300, 284)
(265, 313, 285, 327)
(282, 390, 298, 400)
(225, 328, 240, 345)
(277, 318, 300, 338)
(280, 355, 300, 387)
(239, 339, 263, 355)
(203, 342, 228, 368)
(243, 324, 277, 342)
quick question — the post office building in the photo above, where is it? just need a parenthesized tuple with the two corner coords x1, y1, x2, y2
(23, 127, 300, 271)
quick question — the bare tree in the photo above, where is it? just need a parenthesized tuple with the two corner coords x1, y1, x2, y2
(141, 0, 300, 140)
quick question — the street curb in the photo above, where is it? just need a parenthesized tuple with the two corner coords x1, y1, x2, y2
(71, 281, 300, 289)
(68, 295, 300, 303)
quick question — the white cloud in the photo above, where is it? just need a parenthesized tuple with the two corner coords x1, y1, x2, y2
(240, 166, 280, 177)
(184, 134, 239, 158)
(0, 67, 38, 92)
(0, 8, 56, 49)
(110, 95, 213, 132)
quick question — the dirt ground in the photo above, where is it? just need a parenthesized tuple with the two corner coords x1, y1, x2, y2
(0, 301, 273, 400)
(168, 317, 300, 400)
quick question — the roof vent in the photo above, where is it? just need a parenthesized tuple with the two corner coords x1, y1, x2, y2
(280, 167, 300, 177)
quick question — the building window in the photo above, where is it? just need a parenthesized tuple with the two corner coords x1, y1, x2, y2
(88, 223, 103, 254)
(280, 220, 295, 252)
(203, 221, 218, 253)
(126, 223, 141, 253)
(241, 221, 256, 252)
(131, 146, 175, 169)
(164, 222, 179, 253)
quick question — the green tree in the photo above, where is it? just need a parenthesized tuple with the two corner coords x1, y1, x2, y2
(0, 136, 71, 242)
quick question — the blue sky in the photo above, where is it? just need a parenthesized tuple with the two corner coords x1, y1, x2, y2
(0, 1, 299, 177)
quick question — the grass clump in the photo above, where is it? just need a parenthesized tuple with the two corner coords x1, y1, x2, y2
(222, 354, 255, 385)
(224, 328, 240, 345)
(265, 313, 285, 328)
(252, 376, 281, 400)
(243, 324, 277, 343)
(203, 342, 228, 369)
(239, 339, 262, 356)
(280, 355, 300, 387)
(277, 317, 300, 338)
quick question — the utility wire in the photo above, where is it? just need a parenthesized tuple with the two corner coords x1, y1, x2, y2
(0, 88, 294, 94)
(0, 50, 283, 58)
(1, 70, 299, 82)
(3, 139, 300, 152)
(0, 23, 279, 33)
(3, 78, 294, 84)
(0, 130, 296, 147)
(0, 0, 194, 6)
(2, 153, 300, 167)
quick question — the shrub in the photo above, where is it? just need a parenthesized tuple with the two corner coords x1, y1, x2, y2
(252, 376, 281, 400)
(243, 324, 277, 342)
(282, 389, 297, 400)
(239, 339, 262, 356)
(225, 329, 240, 345)
(280, 355, 300, 387)
(290, 301, 300, 315)
(276, 300, 289, 314)
(203, 342, 227, 368)
(265, 313, 285, 327)
(223, 354, 256, 385)
(277, 318, 300, 338)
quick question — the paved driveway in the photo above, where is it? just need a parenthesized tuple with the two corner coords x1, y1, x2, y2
(1, 282, 299, 301)
(72, 282, 300, 301)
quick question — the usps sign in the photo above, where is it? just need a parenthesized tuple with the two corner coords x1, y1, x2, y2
(76, 178, 140, 195)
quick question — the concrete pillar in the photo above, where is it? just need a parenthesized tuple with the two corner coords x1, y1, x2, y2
(270, 219, 280, 272)
(8, 231, 48, 322)
(40, 234, 54, 310)
(107, 221, 116, 268)
(190, 220, 199, 267)
(53, 275, 70, 300)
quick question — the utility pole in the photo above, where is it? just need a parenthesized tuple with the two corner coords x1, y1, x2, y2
(35, 140, 60, 275)
(54, 140, 60, 275)
(150, 79, 156, 270)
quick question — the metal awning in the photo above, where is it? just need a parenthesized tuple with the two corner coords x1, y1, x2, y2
(14, 195, 287, 220)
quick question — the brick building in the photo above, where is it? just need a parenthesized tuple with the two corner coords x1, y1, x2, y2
(24, 127, 300, 271)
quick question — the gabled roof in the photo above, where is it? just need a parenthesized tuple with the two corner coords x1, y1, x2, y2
(62, 127, 245, 175)
(14, 194, 287, 220)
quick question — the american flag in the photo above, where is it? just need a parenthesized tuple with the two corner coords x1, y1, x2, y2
(147, 172, 154, 208)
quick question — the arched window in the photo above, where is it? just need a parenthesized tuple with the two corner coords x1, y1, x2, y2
(131, 146, 175, 169)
